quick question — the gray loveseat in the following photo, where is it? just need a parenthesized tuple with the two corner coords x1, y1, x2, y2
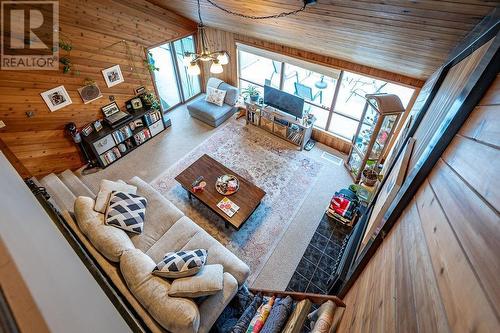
(187, 78, 239, 127)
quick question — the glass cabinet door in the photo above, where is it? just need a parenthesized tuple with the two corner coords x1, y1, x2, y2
(348, 150, 363, 178)
(354, 103, 379, 156)
(369, 114, 397, 160)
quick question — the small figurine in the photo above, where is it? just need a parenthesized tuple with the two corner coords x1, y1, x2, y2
(192, 181, 206, 193)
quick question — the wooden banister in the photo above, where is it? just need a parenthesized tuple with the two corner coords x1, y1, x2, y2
(249, 288, 346, 307)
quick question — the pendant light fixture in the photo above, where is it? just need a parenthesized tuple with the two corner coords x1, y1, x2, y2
(184, 0, 229, 76)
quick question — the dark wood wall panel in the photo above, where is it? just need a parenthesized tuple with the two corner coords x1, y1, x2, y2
(0, 0, 196, 177)
(337, 75, 500, 332)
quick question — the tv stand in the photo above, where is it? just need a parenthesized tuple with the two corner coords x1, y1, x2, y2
(245, 101, 315, 150)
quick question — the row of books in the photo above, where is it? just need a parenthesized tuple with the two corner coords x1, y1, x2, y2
(100, 147, 122, 166)
(133, 128, 152, 145)
(247, 110, 260, 125)
(287, 130, 304, 144)
(112, 126, 133, 144)
(144, 110, 162, 126)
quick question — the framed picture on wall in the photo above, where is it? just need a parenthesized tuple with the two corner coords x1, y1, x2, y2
(77, 83, 103, 104)
(40, 85, 73, 112)
(102, 65, 124, 87)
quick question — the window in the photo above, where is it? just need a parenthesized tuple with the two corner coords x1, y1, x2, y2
(237, 45, 414, 140)
(239, 50, 280, 88)
(149, 35, 201, 112)
(173, 36, 201, 100)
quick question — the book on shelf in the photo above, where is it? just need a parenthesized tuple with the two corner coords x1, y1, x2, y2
(133, 128, 152, 145)
(112, 125, 133, 144)
(248, 109, 260, 125)
(144, 110, 162, 126)
(100, 147, 122, 166)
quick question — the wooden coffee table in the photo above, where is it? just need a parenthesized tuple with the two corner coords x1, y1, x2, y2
(175, 154, 266, 230)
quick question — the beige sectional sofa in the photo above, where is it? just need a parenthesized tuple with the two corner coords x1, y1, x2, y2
(71, 177, 250, 333)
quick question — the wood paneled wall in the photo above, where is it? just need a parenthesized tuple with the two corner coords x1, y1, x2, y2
(149, 0, 498, 79)
(337, 75, 500, 332)
(0, 0, 196, 177)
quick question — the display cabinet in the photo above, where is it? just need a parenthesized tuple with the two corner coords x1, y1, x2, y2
(345, 93, 405, 182)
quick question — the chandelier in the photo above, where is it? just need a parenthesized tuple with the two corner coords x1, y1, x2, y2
(183, 0, 229, 76)
(183, 0, 316, 76)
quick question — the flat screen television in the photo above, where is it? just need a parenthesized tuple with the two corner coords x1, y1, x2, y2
(264, 85, 304, 119)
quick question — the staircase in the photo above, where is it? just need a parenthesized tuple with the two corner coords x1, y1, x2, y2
(38, 169, 95, 214)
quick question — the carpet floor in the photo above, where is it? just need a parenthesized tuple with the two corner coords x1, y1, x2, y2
(150, 121, 323, 284)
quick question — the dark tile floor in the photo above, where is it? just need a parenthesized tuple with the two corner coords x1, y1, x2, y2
(286, 214, 351, 294)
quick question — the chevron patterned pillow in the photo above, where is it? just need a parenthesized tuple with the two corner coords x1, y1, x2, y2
(153, 249, 208, 278)
(105, 191, 147, 234)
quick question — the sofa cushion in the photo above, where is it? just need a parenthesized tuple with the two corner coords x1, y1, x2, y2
(146, 216, 250, 285)
(205, 87, 227, 107)
(94, 179, 137, 213)
(127, 177, 184, 252)
(219, 82, 239, 106)
(197, 272, 238, 333)
(153, 249, 207, 279)
(168, 264, 224, 298)
(120, 249, 201, 333)
(187, 95, 234, 122)
(105, 191, 147, 234)
(74, 196, 135, 262)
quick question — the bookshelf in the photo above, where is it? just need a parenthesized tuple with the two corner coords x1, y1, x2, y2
(245, 102, 315, 150)
(82, 109, 171, 169)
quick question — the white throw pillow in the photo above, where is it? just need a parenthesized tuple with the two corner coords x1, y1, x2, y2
(94, 179, 137, 213)
(168, 264, 224, 298)
(205, 87, 226, 107)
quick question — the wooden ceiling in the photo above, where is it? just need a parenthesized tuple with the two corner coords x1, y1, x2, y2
(147, 0, 499, 79)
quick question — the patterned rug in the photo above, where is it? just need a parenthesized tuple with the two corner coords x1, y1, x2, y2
(150, 120, 323, 283)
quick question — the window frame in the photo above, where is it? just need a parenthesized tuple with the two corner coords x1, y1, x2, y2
(147, 33, 202, 113)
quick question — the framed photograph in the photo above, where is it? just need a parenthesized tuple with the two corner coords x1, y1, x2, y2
(81, 124, 94, 136)
(101, 102, 120, 117)
(93, 120, 103, 132)
(134, 86, 146, 95)
(77, 83, 103, 104)
(131, 97, 143, 110)
(40, 85, 72, 112)
(102, 65, 124, 88)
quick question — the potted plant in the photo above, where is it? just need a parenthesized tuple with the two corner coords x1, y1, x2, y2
(361, 167, 378, 187)
(241, 85, 260, 102)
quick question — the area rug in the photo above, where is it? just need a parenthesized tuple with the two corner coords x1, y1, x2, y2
(150, 120, 323, 283)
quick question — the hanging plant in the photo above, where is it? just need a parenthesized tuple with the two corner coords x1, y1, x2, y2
(144, 52, 159, 72)
(58, 39, 79, 75)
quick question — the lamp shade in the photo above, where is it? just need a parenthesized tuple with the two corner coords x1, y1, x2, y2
(183, 54, 193, 66)
(217, 52, 229, 65)
(187, 62, 201, 76)
(210, 60, 223, 74)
